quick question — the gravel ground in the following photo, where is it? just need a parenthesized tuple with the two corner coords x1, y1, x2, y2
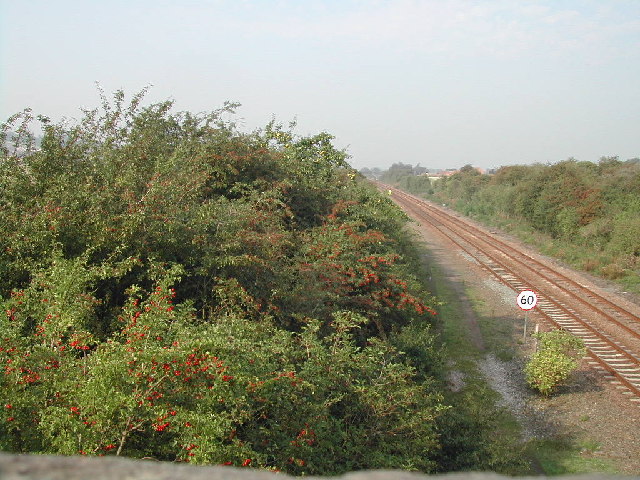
(477, 354, 548, 441)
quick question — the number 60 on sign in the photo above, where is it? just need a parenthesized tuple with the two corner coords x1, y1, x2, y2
(516, 290, 538, 311)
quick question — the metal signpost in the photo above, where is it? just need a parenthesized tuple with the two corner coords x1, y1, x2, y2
(517, 290, 538, 343)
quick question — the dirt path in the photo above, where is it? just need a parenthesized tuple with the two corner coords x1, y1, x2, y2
(401, 202, 640, 475)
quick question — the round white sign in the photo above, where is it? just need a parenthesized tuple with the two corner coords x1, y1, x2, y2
(516, 290, 538, 311)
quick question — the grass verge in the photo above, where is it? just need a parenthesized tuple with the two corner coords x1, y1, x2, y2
(417, 252, 530, 474)
(527, 438, 618, 475)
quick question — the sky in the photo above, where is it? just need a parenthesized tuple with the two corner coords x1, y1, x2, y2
(1, 0, 639, 171)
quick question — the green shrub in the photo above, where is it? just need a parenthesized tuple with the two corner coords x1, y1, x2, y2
(525, 330, 586, 396)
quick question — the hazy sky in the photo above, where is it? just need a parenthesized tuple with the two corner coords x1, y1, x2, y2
(2, 1, 639, 170)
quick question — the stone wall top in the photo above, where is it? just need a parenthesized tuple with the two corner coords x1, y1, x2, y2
(0, 453, 637, 480)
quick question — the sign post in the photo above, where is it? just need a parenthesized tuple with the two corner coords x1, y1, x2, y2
(516, 290, 538, 343)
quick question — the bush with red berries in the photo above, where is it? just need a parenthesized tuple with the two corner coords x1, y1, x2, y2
(1, 90, 442, 474)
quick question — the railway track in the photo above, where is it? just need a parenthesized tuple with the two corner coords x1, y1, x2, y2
(380, 183, 640, 404)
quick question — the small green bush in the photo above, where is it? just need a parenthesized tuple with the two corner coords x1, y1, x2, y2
(525, 330, 586, 396)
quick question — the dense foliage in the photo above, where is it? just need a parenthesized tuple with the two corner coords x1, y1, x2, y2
(381, 160, 640, 292)
(0, 91, 450, 474)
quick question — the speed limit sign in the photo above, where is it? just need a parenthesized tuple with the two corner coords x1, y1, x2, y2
(516, 290, 538, 311)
